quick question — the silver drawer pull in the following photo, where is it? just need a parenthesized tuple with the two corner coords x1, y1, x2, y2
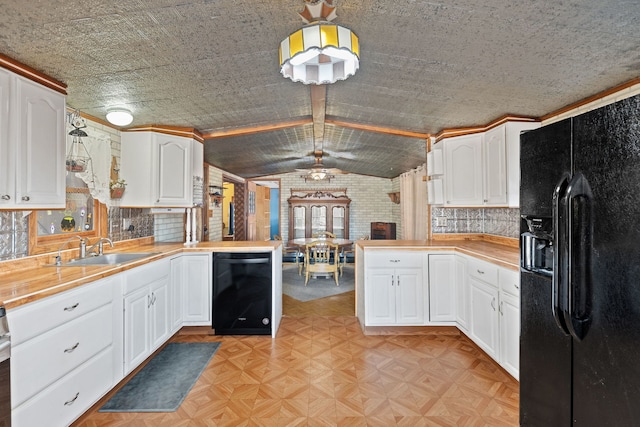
(491, 297, 496, 311)
(515, 284, 520, 290)
(477, 269, 485, 274)
(64, 392, 79, 406)
(390, 259, 400, 263)
(64, 303, 79, 312)
(64, 342, 80, 353)
(1, 195, 10, 200)
(21, 196, 30, 201)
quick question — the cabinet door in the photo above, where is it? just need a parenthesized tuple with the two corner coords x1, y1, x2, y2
(484, 125, 507, 205)
(365, 268, 396, 325)
(444, 134, 483, 206)
(499, 291, 520, 379)
(428, 254, 455, 322)
(157, 137, 191, 205)
(469, 277, 499, 359)
(454, 256, 470, 331)
(16, 77, 66, 208)
(395, 267, 424, 324)
(0, 69, 12, 205)
(149, 277, 169, 352)
(169, 257, 184, 333)
(123, 286, 151, 374)
(182, 254, 212, 324)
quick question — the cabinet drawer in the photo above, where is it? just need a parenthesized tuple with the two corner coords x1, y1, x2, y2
(365, 251, 423, 268)
(9, 276, 114, 345)
(13, 347, 114, 427)
(499, 268, 520, 297)
(468, 258, 498, 285)
(124, 258, 170, 294)
(12, 304, 113, 407)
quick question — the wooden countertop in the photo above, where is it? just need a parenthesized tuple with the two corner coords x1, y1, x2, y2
(356, 238, 519, 271)
(0, 236, 518, 311)
(0, 239, 282, 310)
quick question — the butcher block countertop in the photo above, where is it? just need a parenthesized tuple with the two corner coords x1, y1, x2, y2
(356, 235, 519, 270)
(0, 235, 518, 311)
(0, 239, 282, 310)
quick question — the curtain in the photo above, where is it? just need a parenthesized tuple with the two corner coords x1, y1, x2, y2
(400, 163, 427, 240)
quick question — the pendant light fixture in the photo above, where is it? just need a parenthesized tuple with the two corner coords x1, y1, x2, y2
(279, 0, 360, 85)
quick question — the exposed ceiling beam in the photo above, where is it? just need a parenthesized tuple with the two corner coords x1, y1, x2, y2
(325, 117, 430, 139)
(202, 117, 312, 139)
(310, 85, 327, 157)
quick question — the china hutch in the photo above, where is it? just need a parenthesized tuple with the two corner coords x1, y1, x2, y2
(287, 189, 351, 239)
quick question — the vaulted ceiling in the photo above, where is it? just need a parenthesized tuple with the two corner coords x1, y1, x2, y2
(1, 1, 638, 178)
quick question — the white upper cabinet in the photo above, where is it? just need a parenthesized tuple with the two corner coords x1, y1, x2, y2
(483, 125, 508, 205)
(443, 133, 484, 206)
(120, 131, 202, 207)
(0, 68, 66, 209)
(439, 120, 540, 207)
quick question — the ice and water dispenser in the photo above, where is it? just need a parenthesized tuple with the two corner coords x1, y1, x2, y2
(520, 216, 553, 276)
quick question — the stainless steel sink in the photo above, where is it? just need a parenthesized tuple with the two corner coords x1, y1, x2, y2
(50, 252, 160, 267)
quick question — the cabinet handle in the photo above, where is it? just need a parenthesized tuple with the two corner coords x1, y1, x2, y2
(147, 295, 152, 308)
(499, 301, 503, 316)
(476, 269, 485, 275)
(64, 342, 80, 353)
(390, 259, 400, 263)
(514, 284, 520, 290)
(151, 292, 157, 305)
(491, 297, 496, 311)
(1, 195, 9, 200)
(64, 392, 80, 406)
(21, 196, 30, 201)
(64, 303, 79, 312)
(391, 277, 395, 286)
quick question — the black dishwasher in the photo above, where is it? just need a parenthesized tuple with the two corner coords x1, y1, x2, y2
(213, 252, 272, 335)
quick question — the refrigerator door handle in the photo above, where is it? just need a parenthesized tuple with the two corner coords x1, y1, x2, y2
(565, 172, 593, 341)
(552, 174, 571, 335)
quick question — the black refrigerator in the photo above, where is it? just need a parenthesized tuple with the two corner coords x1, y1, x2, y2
(519, 93, 640, 425)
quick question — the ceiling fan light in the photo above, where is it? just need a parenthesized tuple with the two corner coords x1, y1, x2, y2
(310, 171, 327, 180)
(106, 109, 133, 126)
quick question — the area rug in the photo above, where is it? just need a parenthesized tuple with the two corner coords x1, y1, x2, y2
(99, 342, 220, 412)
(282, 264, 354, 302)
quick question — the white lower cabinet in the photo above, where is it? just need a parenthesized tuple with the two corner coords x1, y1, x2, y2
(9, 275, 122, 426)
(469, 275, 500, 360)
(498, 268, 521, 379)
(365, 251, 425, 325)
(177, 253, 212, 326)
(123, 258, 170, 375)
(428, 254, 456, 322)
(454, 255, 470, 331)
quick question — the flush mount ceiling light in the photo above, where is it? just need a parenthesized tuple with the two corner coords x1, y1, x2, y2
(106, 109, 133, 126)
(279, 0, 360, 85)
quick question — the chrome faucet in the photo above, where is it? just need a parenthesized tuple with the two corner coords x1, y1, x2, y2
(86, 237, 114, 257)
(56, 236, 86, 266)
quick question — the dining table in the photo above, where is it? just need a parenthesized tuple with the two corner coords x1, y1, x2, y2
(288, 237, 353, 249)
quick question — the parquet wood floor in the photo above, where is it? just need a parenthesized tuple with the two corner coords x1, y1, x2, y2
(74, 269, 519, 427)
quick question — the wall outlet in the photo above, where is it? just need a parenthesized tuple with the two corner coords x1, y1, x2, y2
(123, 218, 131, 230)
(435, 216, 447, 227)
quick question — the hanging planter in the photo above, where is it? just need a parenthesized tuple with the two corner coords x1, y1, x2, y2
(110, 179, 126, 199)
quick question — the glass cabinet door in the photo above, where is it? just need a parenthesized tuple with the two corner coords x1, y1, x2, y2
(293, 206, 306, 239)
(332, 206, 345, 238)
(311, 205, 327, 236)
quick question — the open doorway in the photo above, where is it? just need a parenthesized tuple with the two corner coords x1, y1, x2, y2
(250, 179, 280, 241)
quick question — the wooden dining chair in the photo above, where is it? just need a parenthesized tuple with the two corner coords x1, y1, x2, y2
(274, 235, 303, 275)
(304, 240, 340, 286)
(312, 231, 336, 239)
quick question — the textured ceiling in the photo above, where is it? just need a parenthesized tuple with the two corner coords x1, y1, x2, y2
(1, 0, 639, 178)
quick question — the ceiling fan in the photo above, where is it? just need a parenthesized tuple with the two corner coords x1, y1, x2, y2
(295, 85, 348, 181)
(296, 155, 347, 181)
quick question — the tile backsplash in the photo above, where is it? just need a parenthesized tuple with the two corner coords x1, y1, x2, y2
(431, 207, 520, 238)
(0, 212, 29, 261)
